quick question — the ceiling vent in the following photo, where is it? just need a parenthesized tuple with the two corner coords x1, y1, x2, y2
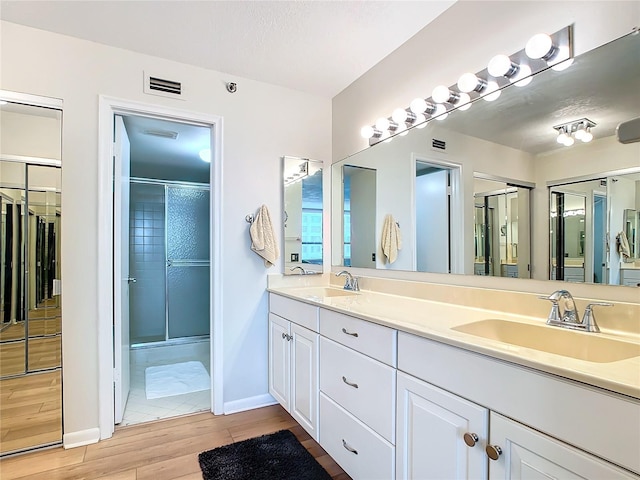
(143, 72, 185, 100)
(432, 138, 446, 150)
(143, 129, 179, 140)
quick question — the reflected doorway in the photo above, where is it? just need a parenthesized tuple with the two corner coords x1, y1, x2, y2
(342, 165, 376, 268)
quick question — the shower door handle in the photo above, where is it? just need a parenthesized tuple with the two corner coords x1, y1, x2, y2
(166, 259, 173, 267)
(127, 277, 137, 284)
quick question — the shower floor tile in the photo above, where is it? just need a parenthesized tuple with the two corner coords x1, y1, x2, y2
(120, 346, 211, 427)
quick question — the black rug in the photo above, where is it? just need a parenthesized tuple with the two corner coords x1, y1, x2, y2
(198, 429, 332, 480)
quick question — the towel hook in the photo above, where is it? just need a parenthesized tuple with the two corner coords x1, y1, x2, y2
(245, 214, 254, 224)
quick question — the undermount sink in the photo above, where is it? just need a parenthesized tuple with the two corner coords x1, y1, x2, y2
(452, 319, 640, 363)
(291, 287, 359, 298)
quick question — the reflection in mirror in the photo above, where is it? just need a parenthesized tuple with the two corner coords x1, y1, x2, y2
(343, 165, 376, 268)
(331, 31, 639, 287)
(0, 94, 62, 455)
(282, 156, 323, 274)
(624, 208, 638, 259)
(473, 177, 531, 278)
(550, 189, 587, 283)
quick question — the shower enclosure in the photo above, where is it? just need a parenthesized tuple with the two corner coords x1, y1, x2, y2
(129, 179, 210, 345)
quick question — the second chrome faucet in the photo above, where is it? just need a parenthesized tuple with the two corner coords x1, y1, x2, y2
(539, 290, 612, 333)
(336, 270, 359, 291)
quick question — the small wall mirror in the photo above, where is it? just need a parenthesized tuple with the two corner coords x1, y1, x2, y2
(282, 156, 323, 274)
(623, 208, 638, 259)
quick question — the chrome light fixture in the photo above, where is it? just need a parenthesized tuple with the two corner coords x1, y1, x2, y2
(553, 118, 596, 147)
(360, 26, 572, 146)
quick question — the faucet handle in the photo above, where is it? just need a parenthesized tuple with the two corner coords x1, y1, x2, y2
(582, 302, 613, 333)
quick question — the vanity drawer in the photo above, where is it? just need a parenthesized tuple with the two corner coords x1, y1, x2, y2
(319, 308, 397, 366)
(269, 293, 319, 332)
(320, 337, 396, 443)
(319, 393, 394, 480)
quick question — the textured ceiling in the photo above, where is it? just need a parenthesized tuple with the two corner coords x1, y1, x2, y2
(0, 0, 456, 98)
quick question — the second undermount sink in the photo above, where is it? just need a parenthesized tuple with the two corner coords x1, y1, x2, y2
(291, 287, 359, 298)
(452, 319, 640, 363)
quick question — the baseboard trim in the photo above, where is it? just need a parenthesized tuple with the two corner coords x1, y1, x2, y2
(63, 428, 101, 449)
(224, 393, 277, 415)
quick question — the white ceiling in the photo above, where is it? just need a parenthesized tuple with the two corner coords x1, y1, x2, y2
(0, 0, 456, 98)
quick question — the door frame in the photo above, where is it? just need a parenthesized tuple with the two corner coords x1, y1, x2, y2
(97, 96, 223, 439)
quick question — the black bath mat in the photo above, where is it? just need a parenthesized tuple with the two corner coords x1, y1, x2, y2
(198, 429, 332, 480)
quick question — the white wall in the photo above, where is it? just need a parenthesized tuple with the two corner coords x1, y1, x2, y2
(1, 21, 331, 440)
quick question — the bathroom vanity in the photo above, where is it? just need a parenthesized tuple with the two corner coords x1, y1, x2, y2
(267, 277, 640, 479)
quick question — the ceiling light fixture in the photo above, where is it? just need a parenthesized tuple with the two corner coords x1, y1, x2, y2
(553, 118, 596, 147)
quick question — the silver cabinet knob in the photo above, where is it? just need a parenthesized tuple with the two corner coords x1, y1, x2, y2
(463, 432, 479, 447)
(281, 333, 291, 341)
(127, 277, 137, 284)
(486, 445, 502, 461)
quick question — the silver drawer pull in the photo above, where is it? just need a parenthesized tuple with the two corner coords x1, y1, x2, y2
(342, 439, 358, 455)
(341, 328, 359, 337)
(342, 376, 359, 389)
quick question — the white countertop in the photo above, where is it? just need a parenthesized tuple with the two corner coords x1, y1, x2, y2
(267, 285, 640, 400)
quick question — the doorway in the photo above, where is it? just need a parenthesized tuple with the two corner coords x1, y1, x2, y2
(98, 97, 223, 440)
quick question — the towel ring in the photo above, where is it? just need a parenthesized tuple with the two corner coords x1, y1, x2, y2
(245, 214, 254, 224)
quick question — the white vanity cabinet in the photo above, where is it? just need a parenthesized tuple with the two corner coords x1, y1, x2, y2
(268, 294, 319, 440)
(318, 308, 398, 480)
(488, 412, 638, 479)
(396, 372, 488, 480)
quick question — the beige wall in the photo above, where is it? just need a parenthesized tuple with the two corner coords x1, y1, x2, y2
(1, 21, 331, 441)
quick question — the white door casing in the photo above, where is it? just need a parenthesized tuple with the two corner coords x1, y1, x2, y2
(97, 96, 223, 439)
(113, 115, 131, 424)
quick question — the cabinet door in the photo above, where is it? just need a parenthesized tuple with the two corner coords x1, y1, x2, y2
(397, 372, 488, 480)
(290, 323, 319, 440)
(268, 313, 290, 411)
(488, 413, 638, 479)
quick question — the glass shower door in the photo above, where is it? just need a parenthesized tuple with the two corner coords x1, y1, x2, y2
(166, 185, 210, 339)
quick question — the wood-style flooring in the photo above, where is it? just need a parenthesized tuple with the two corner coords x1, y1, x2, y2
(0, 404, 351, 480)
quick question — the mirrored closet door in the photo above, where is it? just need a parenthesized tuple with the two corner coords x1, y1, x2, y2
(0, 94, 63, 456)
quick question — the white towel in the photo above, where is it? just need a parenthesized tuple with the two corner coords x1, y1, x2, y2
(250, 205, 279, 267)
(381, 214, 402, 264)
(617, 231, 631, 260)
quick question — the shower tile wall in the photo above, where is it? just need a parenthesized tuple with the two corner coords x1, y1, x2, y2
(130, 183, 166, 344)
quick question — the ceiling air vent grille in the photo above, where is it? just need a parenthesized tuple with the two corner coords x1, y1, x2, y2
(143, 72, 185, 100)
(432, 138, 446, 150)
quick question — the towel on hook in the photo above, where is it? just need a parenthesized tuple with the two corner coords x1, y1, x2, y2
(616, 231, 631, 260)
(250, 205, 279, 267)
(381, 214, 402, 264)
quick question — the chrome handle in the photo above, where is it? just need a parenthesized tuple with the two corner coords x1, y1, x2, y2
(486, 445, 502, 461)
(281, 333, 291, 341)
(341, 328, 359, 337)
(463, 432, 479, 447)
(342, 376, 359, 389)
(342, 439, 358, 455)
(585, 302, 613, 309)
(282, 332, 286, 339)
(127, 277, 137, 284)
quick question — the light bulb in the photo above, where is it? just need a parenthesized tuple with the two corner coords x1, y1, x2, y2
(563, 136, 575, 146)
(550, 46, 573, 71)
(557, 131, 568, 144)
(581, 130, 593, 142)
(199, 149, 211, 163)
(415, 113, 428, 129)
(434, 104, 448, 121)
(376, 117, 390, 131)
(410, 98, 427, 114)
(525, 33, 554, 60)
(458, 92, 472, 111)
(574, 126, 586, 141)
(482, 81, 501, 102)
(432, 85, 456, 104)
(392, 108, 408, 124)
(457, 72, 483, 93)
(488, 54, 517, 77)
(512, 64, 532, 87)
(360, 125, 374, 139)
(397, 123, 408, 136)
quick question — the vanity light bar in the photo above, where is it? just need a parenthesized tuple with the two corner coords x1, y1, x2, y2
(361, 26, 573, 146)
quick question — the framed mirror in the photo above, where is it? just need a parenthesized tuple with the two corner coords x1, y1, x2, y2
(282, 156, 323, 274)
(331, 30, 640, 287)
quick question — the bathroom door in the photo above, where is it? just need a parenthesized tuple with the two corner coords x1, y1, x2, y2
(113, 115, 131, 424)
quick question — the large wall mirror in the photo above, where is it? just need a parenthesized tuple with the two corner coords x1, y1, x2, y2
(0, 93, 63, 455)
(331, 30, 640, 287)
(282, 156, 323, 274)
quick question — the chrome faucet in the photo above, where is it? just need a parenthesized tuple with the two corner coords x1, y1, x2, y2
(539, 290, 612, 333)
(336, 270, 359, 291)
(290, 266, 306, 275)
